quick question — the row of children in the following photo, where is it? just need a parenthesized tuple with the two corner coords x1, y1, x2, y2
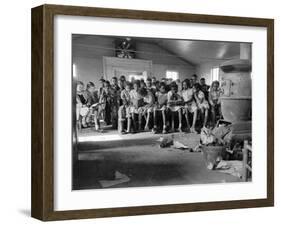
(76, 74, 222, 134)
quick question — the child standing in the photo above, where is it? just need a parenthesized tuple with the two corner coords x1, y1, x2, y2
(99, 81, 113, 126)
(167, 82, 183, 132)
(111, 77, 120, 129)
(84, 82, 101, 131)
(193, 83, 209, 129)
(76, 81, 89, 129)
(153, 82, 168, 134)
(181, 79, 198, 133)
(129, 80, 144, 132)
(98, 78, 105, 97)
(118, 82, 132, 134)
(199, 77, 210, 101)
(209, 80, 222, 126)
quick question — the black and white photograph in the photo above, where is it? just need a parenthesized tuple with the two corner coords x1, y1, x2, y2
(72, 34, 252, 190)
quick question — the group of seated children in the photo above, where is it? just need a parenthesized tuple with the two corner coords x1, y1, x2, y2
(76, 74, 222, 134)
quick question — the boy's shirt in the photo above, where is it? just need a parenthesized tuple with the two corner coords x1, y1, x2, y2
(147, 87, 156, 97)
(99, 88, 113, 103)
(111, 84, 120, 92)
(201, 84, 210, 99)
(111, 84, 121, 104)
(98, 86, 104, 97)
(85, 90, 99, 106)
(76, 91, 88, 105)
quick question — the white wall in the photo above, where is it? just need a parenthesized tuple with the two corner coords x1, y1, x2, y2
(73, 57, 104, 86)
(73, 37, 195, 86)
(196, 61, 225, 85)
(0, 1, 280, 226)
(196, 44, 251, 85)
(136, 42, 195, 81)
(153, 64, 195, 81)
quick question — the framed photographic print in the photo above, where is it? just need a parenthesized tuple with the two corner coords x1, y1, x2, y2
(31, 4, 274, 221)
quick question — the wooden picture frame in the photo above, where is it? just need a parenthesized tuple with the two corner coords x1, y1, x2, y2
(31, 4, 274, 221)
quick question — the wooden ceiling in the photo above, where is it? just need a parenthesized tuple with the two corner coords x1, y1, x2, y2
(73, 34, 249, 65)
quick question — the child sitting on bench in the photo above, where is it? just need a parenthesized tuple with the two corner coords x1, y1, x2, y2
(167, 82, 183, 132)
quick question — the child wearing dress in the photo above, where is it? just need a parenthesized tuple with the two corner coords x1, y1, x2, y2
(110, 77, 120, 129)
(209, 80, 222, 126)
(153, 82, 168, 134)
(129, 80, 144, 132)
(138, 87, 155, 131)
(193, 83, 209, 129)
(84, 82, 101, 130)
(181, 79, 198, 133)
(76, 81, 89, 129)
(118, 82, 132, 134)
(167, 82, 183, 132)
(99, 80, 113, 126)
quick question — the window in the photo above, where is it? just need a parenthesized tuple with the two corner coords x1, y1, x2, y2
(211, 67, 220, 82)
(72, 64, 77, 78)
(166, 70, 179, 81)
(128, 73, 146, 82)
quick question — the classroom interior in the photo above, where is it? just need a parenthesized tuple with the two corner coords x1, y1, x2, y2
(72, 35, 252, 190)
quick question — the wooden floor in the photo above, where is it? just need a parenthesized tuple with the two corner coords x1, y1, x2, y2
(73, 130, 243, 190)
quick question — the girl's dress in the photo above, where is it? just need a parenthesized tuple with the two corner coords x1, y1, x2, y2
(119, 89, 131, 120)
(99, 88, 113, 125)
(180, 89, 198, 113)
(129, 89, 144, 114)
(76, 92, 89, 120)
(209, 89, 221, 105)
(111, 85, 120, 129)
(154, 92, 168, 111)
(139, 91, 155, 114)
(195, 90, 209, 110)
(167, 91, 182, 111)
